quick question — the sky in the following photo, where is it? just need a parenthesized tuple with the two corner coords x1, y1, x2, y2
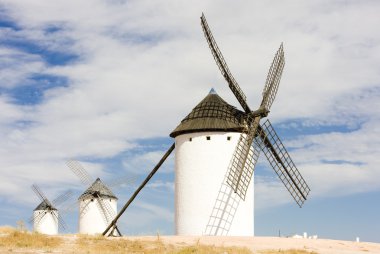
(0, 0, 379, 243)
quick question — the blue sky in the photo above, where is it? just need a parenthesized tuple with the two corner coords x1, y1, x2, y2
(0, 0, 379, 243)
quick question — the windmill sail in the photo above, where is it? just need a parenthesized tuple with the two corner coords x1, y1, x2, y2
(95, 195, 116, 224)
(201, 13, 251, 113)
(66, 159, 94, 186)
(52, 212, 67, 231)
(226, 127, 261, 200)
(261, 43, 285, 111)
(257, 120, 310, 207)
(205, 173, 241, 236)
(226, 44, 285, 199)
(32, 184, 52, 206)
(51, 190, 73, 207)
(201, 13, 309, 210)
(29, 210, 46, 225)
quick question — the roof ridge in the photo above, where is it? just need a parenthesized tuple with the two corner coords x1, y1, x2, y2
(78, 178, 117, 200)
(170, 92, 246, 138)
(34, 200, 57, 211)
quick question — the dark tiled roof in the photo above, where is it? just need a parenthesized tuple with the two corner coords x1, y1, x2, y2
(34, 200, 57, 211)
(170, 90, 247, 138)
(78, 178, 117, 200)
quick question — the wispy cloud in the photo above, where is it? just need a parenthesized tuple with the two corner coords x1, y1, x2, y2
(0, 47, 45, 88)
(123, 149, 174, 175)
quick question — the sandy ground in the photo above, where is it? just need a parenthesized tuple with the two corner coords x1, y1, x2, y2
(124, 236, 380, 254)
(2, 233, 380, 253)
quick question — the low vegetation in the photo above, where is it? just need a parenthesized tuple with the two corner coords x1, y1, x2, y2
(0, 227, 320, 254)
(0, 227, 251, 253)
(76, 234, 252, 253)
(0, 226, 62, 252)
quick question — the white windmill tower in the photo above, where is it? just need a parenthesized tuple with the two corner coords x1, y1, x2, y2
(30, 184, 71, 235)
(169, 88, 255, 236)
(66, 160, 121, 236)
(103, 13, 310, 237)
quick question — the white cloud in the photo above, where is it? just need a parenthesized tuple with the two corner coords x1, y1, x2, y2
(146, 180, 174, 192)
(255, 176, 293, 210)
(0, 95, 25, 123)
(118, 200, 174, 235)
(123, 150, 174, 175)
(0, 47, 45, 88)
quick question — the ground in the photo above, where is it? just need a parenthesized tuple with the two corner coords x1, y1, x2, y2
(1, 227, 380, 254)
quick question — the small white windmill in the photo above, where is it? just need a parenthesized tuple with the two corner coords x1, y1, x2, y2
(66, 160, 129, 236)
(30, 184, 72, 235)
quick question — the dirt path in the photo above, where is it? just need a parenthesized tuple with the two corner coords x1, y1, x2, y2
(124, 236, 380, 254)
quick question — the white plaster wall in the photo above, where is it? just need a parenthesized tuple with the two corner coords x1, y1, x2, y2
(33, 210, 58, 235)
(79, 197, 117, 235)
(175, 132, 254, 236)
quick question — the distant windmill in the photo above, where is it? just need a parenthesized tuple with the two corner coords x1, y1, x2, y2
(102, 13, 310, 236)
(66, 160, 133, 236)
(30, 184, 72, 235)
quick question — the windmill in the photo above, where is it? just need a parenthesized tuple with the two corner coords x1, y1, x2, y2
(66, 160, 125, 236)
(30, 184, 72, 235)
(102, 13, 310, 236)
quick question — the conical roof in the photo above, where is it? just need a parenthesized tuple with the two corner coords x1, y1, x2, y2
(34, 200, 57, 211)
(78, 178, 117, 200)
(170, 89, 247, 138)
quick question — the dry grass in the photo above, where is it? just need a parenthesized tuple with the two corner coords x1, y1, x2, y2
(0, 227, 317, 254)
(259, 249, 318, 254)
(0, 227, 322, 254)
(0, 227, 252, 253)
(0, 227, 62, 251)
(76, 234, 252, 254)
(0, 226, 15, 234)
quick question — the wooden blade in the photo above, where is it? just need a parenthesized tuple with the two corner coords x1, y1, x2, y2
(226, 117, 261, 200)
(52, 212, 67, 231)
(66, 159, 93, 186)
(33, 211, 48, 228)
(29, 211, 45, 225)
(31, 184, 53, 207)
(51, 190, 73, 207)
(95, 195, 116, 225)
(261, 43, 285, 111)
(257, 120, 310, 207)
(28, 215, 34, 225)
(103, 143, 175, 236)
(201, 13, 251, 113)
(95, 198, 109, 224)
(205, 173, 241, 236)
(79, 199, 92, 218)
(60, 203, 76, 214)
(96, 197, 121, 236)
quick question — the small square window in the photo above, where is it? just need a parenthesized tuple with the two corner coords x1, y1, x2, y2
(206, 136, 211, 140)
(189, 137, 192, 141)
(227, 136, 231, 141)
